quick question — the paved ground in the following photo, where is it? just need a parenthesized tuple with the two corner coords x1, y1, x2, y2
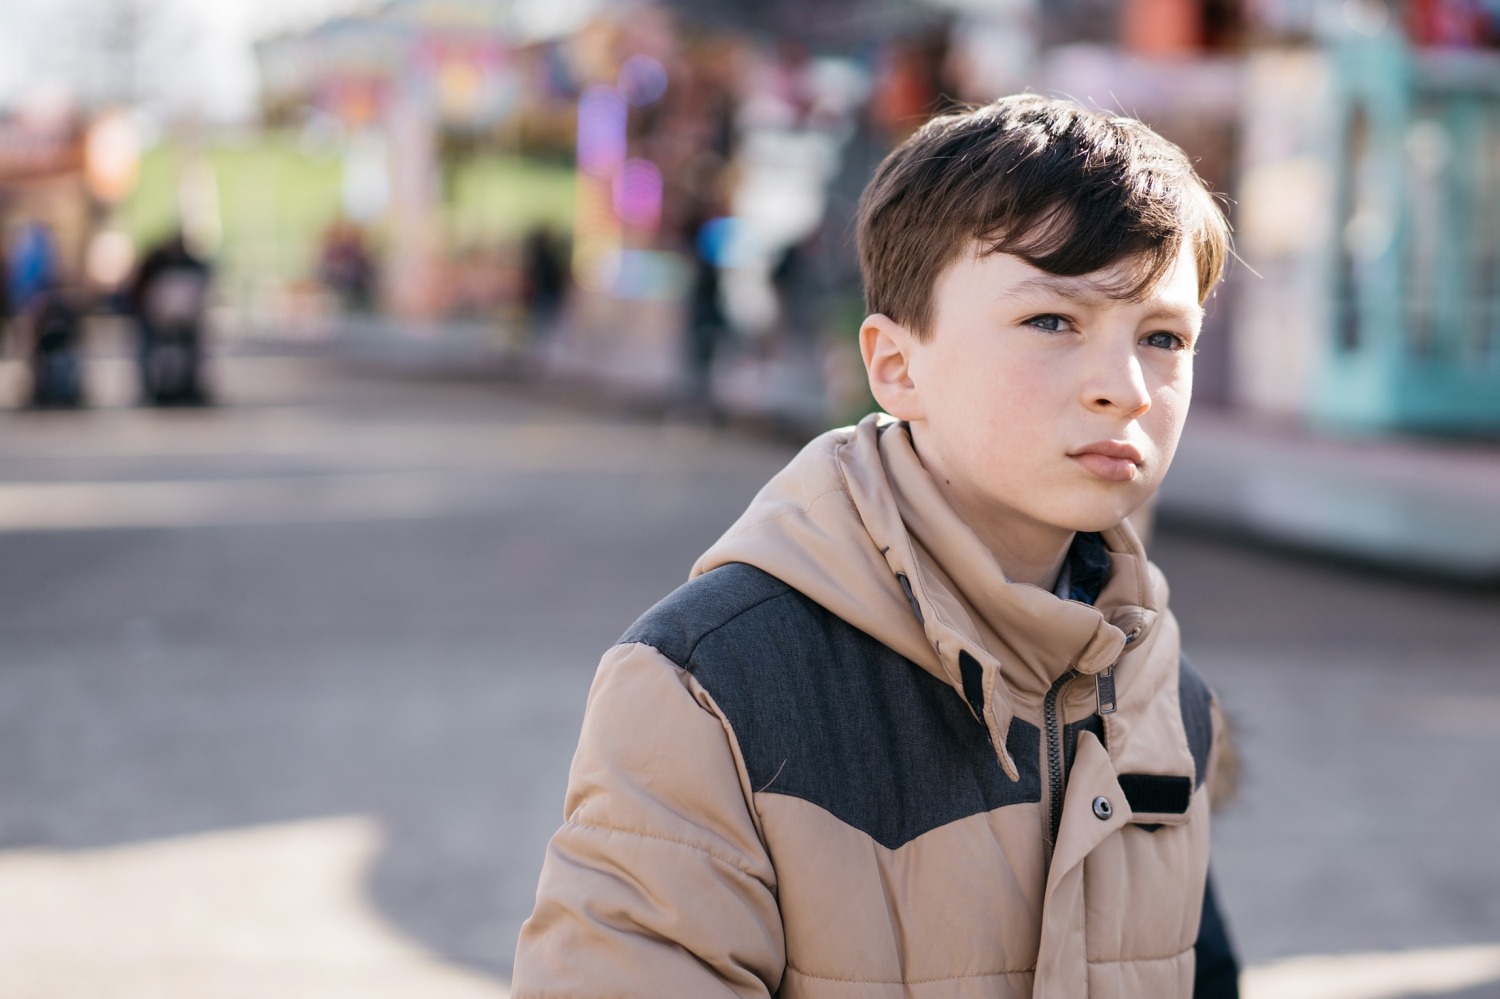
(0, 347, 1496, 997)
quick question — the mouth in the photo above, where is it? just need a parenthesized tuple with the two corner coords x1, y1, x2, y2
(1068, 441, 1144, 483)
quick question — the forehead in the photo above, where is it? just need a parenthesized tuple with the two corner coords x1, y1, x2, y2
(941, 241, 1202, 311)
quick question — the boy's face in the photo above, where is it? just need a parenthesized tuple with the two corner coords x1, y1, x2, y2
(863, 241, 1202, 560)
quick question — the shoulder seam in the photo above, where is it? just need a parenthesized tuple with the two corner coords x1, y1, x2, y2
(623, 573, 798, 671)
(682, 581, 796, 667)
(562, 818, 773, 889)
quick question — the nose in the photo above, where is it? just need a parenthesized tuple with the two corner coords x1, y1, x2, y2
(1084, 347, 1151, 419)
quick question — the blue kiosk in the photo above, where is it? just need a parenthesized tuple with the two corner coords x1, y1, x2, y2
(1320, 31, 1500, 436)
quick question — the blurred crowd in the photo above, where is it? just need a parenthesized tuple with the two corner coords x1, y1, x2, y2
(0, 219, 212, 408)
(1, 0, 1498, 432)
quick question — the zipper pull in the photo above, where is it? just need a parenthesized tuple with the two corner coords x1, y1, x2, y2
(1096, 666, 1118, 715)
(1096, 628, 1138, 716)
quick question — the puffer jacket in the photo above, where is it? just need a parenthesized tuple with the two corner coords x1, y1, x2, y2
(513, 414, 1232, 998)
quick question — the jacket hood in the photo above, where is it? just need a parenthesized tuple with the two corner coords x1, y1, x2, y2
(693, 414, 1172, 781)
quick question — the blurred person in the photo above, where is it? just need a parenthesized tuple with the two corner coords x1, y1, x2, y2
(27, 289, 86, 408)
(868, 30, 957, 142)
(6, 220, 57, 349)
(683, 210, 732, 413)
(673, 153, 737, 416)
(513, 96, 1239, 997)
(317, 217, 377, 314)
(130, 230, 211, 406)
(7, 220, 57, 314)
(770, 228, 825, 358)
(521, 224, 568, 340)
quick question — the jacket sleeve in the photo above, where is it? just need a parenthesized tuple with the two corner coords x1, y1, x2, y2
(1196, 692, 1241, 998)
(1193, 873, 1240, 998)
(512, 641, 785, 998)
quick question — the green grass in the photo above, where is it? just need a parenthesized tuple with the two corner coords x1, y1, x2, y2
(118, 131, 576, 310)
(444, 153, 577, 249)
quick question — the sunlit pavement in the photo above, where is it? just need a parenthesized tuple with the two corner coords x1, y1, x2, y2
(0, 817, 508, 999)
(0, 344, 1497, 997)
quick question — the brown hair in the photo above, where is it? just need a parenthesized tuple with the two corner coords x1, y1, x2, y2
(856, 94, 1230, 338)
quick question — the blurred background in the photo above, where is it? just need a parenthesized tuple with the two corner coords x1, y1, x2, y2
(0, 0, 1498, 996)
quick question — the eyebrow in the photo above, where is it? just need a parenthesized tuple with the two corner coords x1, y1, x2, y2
(1140, 304, 1205, 325)
(1007, 274, 1114, 301)
(1004, 275, 1203, 323)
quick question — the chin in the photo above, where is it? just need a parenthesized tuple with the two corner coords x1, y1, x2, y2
(1050, 503, 1140, 535)
(1068, 518, 1131, 535)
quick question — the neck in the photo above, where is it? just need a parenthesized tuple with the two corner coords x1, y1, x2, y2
(904, 423, 1075, 590)
(971, 517, 1074, 591)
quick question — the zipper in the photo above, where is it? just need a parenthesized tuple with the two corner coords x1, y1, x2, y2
(1044, 668, 1080, 846)
(1046, 649, 1131, 846)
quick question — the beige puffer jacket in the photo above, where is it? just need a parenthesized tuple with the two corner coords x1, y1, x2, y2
(514, 414, 1226, 998)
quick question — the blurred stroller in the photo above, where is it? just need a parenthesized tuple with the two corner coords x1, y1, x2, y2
(131, 232, 211, 406)
(28, 291, 85, 408)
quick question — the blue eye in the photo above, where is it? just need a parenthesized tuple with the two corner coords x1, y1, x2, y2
(1143, 331, 1188, 351)
(1026, 315, 1068, 332)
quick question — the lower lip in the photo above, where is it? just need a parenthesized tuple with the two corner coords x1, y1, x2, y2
(1071, 452, 1140, 482)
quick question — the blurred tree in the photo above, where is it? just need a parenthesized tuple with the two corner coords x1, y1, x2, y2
(72, 0, 202, 109)
(0, 0, 205, 113)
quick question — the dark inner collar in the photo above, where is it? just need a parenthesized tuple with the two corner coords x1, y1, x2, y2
(1064, 531, 1112, 606)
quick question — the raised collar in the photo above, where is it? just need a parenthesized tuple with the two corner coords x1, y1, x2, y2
(695, 414, 1170, 782)
(868, 419, 1155, 688)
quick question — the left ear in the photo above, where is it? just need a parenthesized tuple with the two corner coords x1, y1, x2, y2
(859, 313, 925, 420)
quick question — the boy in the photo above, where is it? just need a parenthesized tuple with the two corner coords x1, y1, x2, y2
(514, 94, 1237, 998)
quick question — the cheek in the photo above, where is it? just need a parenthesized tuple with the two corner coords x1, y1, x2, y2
(977, 360, 1065, 434)
(1148, 382, 1192, 459)
(1150, 358, 1193, 415)
(1162, 350, 1194, 392)
(1154, 376, 1190, 416)
(921, 342, 1059, 451)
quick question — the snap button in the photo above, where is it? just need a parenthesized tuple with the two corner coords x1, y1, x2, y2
(1092, 796, 1113, 820)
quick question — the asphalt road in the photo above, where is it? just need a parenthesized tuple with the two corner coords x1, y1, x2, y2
(1, 348, 1496, 997)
